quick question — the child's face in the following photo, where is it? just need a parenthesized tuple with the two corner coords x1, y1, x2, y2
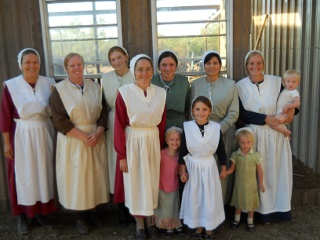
(238, 136, 253, 154)
(192, 101, 212, 124)
(166, 132, 181, 151)
(284, 75, 300, 90)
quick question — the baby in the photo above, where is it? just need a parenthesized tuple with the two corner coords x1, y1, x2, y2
(271, 70, 301, 137)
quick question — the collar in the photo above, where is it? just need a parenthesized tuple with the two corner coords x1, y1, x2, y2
(237, 148, 254, 156)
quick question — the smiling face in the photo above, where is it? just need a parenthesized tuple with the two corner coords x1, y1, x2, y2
(246, 53, 264, 78)
(166, 131, 181, 151)
(204, 56, 221, 79)
(134, 58, 154, 90)
(65, 55, 84, 82)
(192, 101, 212, 125)
(284, 75, 300, 90)
(159, 56, 177, 80)
(109, 50, 128, 73)
(21, 53, 40, 81)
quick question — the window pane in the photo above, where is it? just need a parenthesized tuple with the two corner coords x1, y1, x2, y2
(155, 0, 227, 76)
(46, 0, 119, 77)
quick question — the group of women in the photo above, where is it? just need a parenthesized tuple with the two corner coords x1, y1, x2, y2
(0, 46, 294, 236)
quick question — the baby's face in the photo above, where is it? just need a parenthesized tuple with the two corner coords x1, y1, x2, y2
(284, 75, 300, 90)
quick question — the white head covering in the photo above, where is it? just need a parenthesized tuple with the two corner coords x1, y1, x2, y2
(244, 50, 264, 76)
(165, 126, 183, 136)
(129, 54, 152, 75)
(234, 127, 254, 137)
(17, 48, 41, 70)
(201, 50, 220, 68)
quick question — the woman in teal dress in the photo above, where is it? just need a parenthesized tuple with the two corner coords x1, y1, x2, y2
(152, 50, 190, 129)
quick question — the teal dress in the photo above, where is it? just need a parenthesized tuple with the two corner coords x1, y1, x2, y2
(152, 74, 190, 129)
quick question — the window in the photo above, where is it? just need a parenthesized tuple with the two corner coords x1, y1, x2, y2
(39, 0, 122, 79)
(151, 0, 232, 80)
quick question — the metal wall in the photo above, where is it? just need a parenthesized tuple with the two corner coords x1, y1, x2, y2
(251, 0, 320, 172)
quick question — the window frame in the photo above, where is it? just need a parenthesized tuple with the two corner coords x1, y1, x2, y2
(151, 0, 233, 79)
(39, 0, 123, 80)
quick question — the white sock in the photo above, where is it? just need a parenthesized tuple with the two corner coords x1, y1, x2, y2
(247, 218, 253, 224)
(234, 214, 241, 222)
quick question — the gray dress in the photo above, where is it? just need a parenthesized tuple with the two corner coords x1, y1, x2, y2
(190, 76, 239, 204)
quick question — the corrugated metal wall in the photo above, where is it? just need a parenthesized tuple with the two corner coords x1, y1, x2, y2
(251, 0, 320, 172)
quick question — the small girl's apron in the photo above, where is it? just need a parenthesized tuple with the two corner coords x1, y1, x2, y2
(179, 121, 225, 230)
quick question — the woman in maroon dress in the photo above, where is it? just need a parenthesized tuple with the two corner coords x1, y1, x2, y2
(0, 48, 57, 235)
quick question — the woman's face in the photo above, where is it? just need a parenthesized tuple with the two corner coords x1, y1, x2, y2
(109, 50, 128, 72)
(21, 54, 40, 79)
(204, 56, 221, 78)
(159, 56, 177, 80)
(134, 59, 154, 89)
(66, 55, 84, 80)
(246, 54, 264, 77)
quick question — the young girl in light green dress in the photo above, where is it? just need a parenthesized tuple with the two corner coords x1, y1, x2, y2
(226, 128, 265, 232)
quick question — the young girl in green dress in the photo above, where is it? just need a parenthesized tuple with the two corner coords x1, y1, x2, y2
(226, 128, 265, 232)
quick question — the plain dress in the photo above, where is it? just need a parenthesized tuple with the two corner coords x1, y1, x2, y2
(114, 83, 166, 216)
(0, 75, 57, 217)
(101, 70, 134, 194)
(179, 121, 225, 230)
(236, 75, 292, 222)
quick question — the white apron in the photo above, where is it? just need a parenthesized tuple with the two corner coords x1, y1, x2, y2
(236, 76, 292, 215)
(101, 70, 134, 193)
(5, 75, 55, 205)
(55, 79, 109, 210)
(119, 83, 166, 216)
(179, 121, 225, 230)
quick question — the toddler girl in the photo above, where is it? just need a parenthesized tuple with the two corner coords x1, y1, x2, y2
(153, 127, 183, 238)
(226, 127, 265, 232)
(179, 96, 227, 239)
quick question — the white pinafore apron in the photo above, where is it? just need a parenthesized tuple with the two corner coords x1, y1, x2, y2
(236, 76, 292, 215)
(119, 83, 166, 216)
(179, 121, 225, 230)
(55, 79, 109, 210)
(5, 75, 55, 205)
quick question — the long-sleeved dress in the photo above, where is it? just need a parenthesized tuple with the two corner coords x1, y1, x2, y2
(191, 76, 239, 203)
(114, 83, 166, 215)
(179, 120, 226, 230)
(0, 75, 57, 217)
(152, 74, 190, 129)
(101, 70, 134, 194)
(236, 75, 292, 222)
(50, 78, 110, 210)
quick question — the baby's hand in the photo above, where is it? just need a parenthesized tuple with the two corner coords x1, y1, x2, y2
(180, 173, 189, 183)
(259, 184, 265, 193)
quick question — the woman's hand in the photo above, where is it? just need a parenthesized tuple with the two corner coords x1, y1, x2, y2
(265, 115, 281, 127)
(4, 143, 13, 160)
(120, 159, 128, 173)
(85, 126, 104, 147)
